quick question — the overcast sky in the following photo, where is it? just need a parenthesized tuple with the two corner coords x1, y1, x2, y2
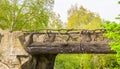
(53, 0, 120, 23)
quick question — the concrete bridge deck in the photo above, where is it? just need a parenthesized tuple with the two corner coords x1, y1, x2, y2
(20, 29, 115, 54)
(0, 29, 116, 69)
(17, 29, 115, 69)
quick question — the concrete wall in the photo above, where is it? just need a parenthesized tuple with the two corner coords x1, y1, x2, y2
(0, 30, 29, 69)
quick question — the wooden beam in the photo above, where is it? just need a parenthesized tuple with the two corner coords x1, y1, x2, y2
(26, 42, 116, 55)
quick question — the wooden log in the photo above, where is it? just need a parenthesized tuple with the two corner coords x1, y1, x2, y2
(26, 42, 116, 55)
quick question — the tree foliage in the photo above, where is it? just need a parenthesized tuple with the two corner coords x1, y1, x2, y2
(48, 12, 63, 29)
(103, 1, 120, 65)
(103, 21, 120, 64)
(0, 0, 54, 31)
(66, 5, 102, 30)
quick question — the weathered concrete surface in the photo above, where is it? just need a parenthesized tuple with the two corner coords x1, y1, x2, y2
(28, 42, 115, 54)
(0, 29, 115, 69)
(0, 30, 58, 69)
(0, 30, 29, 69)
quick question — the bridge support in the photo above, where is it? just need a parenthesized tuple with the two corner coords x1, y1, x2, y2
(21, 54, 57, 69)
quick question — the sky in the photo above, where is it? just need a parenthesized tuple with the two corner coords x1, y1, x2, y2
(53, 0, 120, 23)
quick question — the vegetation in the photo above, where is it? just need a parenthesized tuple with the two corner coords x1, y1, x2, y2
(0, 0, 120, 69)
(103, 21, 120, 64)
(66, 5, 102, 29)
(102, 1, 120, 66)
(49, 12, 63, 29)
(0, 0, 54, 31)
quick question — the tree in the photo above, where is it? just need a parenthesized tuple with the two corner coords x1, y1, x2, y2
(48, 12, 63, 29)
(103, 21, 120, 64)
(66, 5, 102, 29)
(66, 5, 104, 69)
(0, 0, 54, 31)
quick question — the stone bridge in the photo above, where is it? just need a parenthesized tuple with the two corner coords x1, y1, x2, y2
(0, 29, 116, 69)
